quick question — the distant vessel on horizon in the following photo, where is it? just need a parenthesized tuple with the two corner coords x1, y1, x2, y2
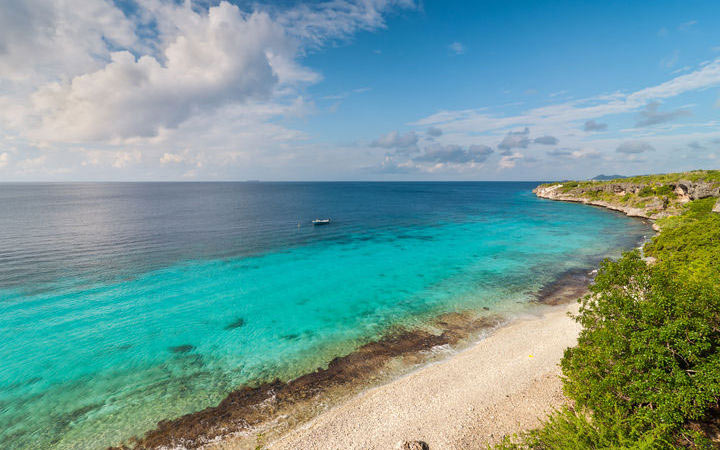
(312, 218, 331, 225)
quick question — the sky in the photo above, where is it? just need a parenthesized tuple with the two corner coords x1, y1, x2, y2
(1, 0, 720, 181)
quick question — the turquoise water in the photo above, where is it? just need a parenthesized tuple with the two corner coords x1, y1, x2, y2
(0, 182, 651, 448)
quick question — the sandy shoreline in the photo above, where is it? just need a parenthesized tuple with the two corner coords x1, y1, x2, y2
(211, 302, 580, 450)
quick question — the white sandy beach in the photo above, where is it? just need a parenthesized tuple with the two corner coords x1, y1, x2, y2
(253, 303, 581, 450)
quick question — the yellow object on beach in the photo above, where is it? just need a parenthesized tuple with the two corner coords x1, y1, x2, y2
(529, 355, 534, 358)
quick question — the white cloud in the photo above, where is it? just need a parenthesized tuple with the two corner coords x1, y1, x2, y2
(616, 141, 655, 154)
(18, 4, 311, 142)
(498, 152, 523, 169)
(533, 135, 559, 145)
(0, 0, 415, 180)
(0, 152, 8, 168)
(583, 120, 607, 132)
(112, 151, 142, 168)
(415, 58, 720, 136)
(0, 0, 138, 82)
(17, 155, 47, 172)
(371, 130, 419, 149)
(160, 152, 185, 165)
(498, 127, 530, 152)
(635, 101, 691, 127)
(413, 143, 493, 165)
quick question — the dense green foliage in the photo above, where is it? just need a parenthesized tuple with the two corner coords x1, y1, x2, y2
(646, 198, 720, 282)
(498, 197, 720, 449)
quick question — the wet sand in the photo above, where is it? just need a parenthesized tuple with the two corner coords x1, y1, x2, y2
(262, 302, 580, 450)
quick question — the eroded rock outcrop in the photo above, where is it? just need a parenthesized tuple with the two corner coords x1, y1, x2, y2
(534, 180, 720, 220)
(533, 184, 655, 219)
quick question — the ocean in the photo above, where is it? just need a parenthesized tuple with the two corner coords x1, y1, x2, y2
(0, 182, 651, 449)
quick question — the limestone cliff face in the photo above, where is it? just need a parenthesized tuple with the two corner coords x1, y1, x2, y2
(533, 184, 654, 218)
(533, 180, 720, 220)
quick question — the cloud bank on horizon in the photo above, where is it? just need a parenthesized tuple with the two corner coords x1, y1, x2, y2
(0, 0, 719, 180)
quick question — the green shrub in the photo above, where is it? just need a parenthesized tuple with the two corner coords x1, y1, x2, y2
(644, 198, 720, 280)
(495, 407, 672, 449)
(560, 181, 580, 192)
(562, 252, 720, 444)
(498, 196, 720, 448)
(638, 186, 655, 197)
(654, 185, 675, 197)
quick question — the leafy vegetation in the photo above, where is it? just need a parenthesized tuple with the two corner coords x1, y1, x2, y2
(539, 170, 720, 187)
(499, 196, 720, 449)
(539, 170, 720, 190)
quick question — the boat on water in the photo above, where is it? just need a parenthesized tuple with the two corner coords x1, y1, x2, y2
(312, 218, 331, 225)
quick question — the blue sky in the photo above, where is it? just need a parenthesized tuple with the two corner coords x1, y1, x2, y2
(0, 0, 719, 180)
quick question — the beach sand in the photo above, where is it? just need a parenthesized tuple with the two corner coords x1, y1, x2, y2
(213, 302, 580, 450)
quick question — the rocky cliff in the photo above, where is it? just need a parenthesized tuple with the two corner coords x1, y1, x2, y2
(534, 172, 720, 221)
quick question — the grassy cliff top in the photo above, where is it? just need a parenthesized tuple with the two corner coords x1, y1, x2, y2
(536, 169, 720, 219)
(539, 169, 720, 190)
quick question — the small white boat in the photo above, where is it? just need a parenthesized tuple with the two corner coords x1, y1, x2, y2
(312, 218, 331, 225)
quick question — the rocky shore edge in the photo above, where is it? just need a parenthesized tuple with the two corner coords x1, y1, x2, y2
(534, 179, 720, 225)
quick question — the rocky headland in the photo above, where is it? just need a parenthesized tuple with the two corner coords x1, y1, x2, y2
(534, 170, 720, 222)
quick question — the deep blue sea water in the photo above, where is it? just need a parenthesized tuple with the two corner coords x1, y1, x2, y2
(0, 182, 651, 449)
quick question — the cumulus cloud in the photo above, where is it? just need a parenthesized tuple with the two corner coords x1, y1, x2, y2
(0, 152, 8, 168)
(426, 127, 443, 137)
(0, 0, 138, 81)
(617, 141, 655, 154)
(498, 152, 523, 169)
(21, 4, 314, 142)
(635, 101, 691, 127)
(533, 135, 558, 145)
(373, 155, 418, 174)
(112, 150, 142, 168)
(371, 130, 419, 150)
(0, 0, 414, 147)
(413, 144, 493, 164)
(583, 120, 607, 131)
(498, 127, 530, 152)
(160, 152, 185, 164)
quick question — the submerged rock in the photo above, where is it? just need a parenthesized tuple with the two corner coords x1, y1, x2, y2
(224, 317, 246, 330)
(169, 344, 195, 354)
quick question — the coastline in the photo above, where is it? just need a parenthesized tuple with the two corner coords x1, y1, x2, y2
(115, 268, 596, 450)
(112, 194, 652, 450)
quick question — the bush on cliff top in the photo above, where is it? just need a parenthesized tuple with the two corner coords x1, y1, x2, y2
(566, 252, 720, 443)
(539, 170, 720, 190)
(498, 198, 720, 449)
(645, 197, 720, 281)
